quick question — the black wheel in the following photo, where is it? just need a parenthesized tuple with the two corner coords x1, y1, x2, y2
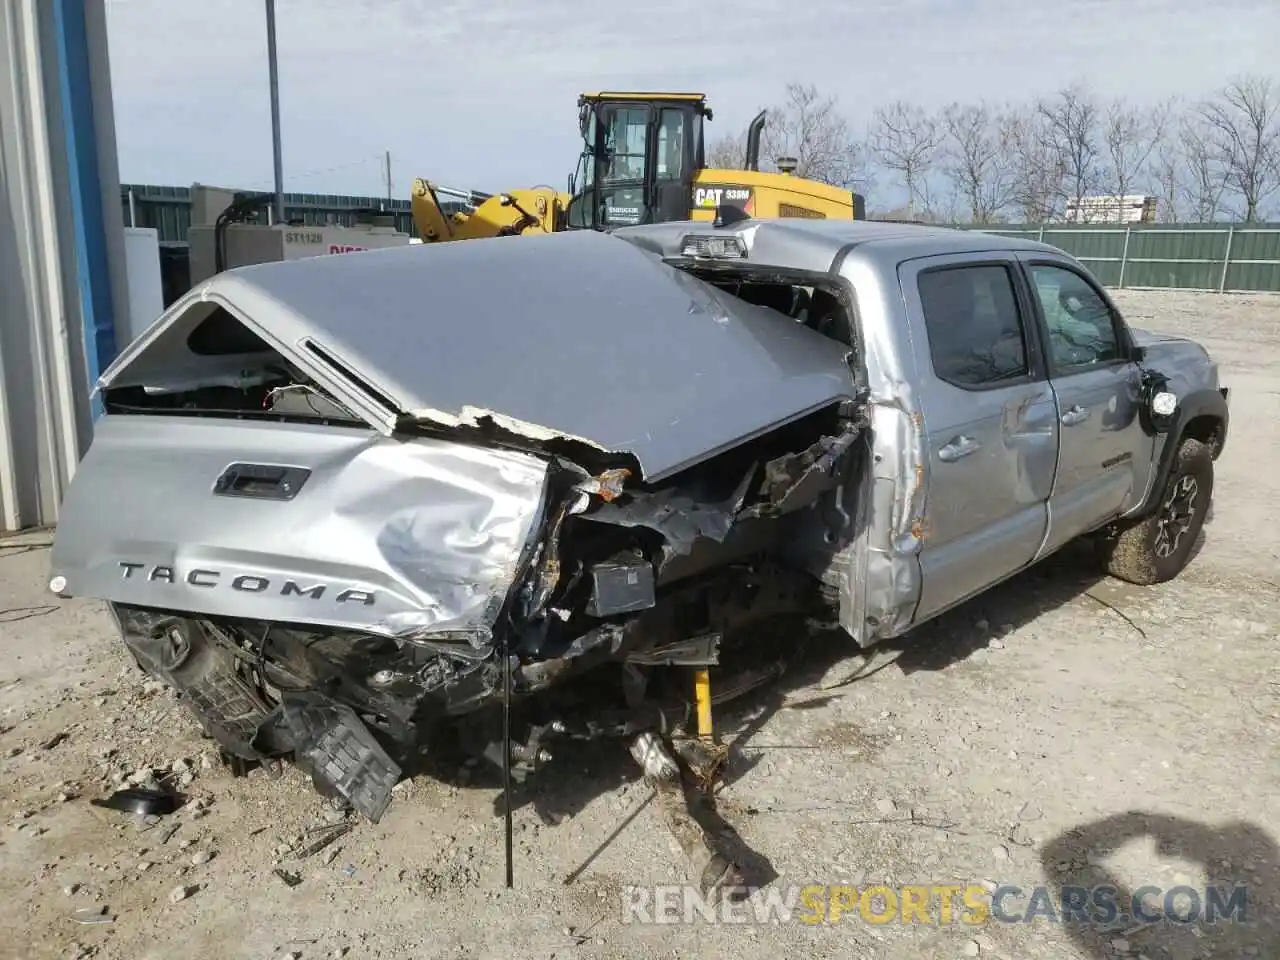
(1096, 437, 1213, 586)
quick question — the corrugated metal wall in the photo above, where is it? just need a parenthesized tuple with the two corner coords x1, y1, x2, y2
(120, 183, 435, 242)
(0, 0, 122, 532)
(963, 223, 1280, 292)
(122, 183, 193, 242)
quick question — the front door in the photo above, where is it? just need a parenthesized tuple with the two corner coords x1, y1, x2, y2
(1017, 257, 1157, 557)
(901, 254, 1060, 623)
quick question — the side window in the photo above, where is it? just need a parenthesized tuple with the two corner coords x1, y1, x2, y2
(604, 106, 648, 182)
(1026, 263, 1123, 370)
(918, 264, 1029, 388)
(656, 108, 684, 181)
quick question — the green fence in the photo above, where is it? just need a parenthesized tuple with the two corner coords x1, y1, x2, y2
(959, 223, 1280, 293)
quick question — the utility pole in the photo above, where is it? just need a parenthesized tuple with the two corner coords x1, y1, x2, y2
(265, 0, 285, 225)
(385, 150, 392, 204)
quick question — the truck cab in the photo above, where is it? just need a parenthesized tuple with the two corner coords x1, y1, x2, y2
(613, 217, 1229, 643)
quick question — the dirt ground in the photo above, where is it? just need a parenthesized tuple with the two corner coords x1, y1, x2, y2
(2, 288, 1277, 960)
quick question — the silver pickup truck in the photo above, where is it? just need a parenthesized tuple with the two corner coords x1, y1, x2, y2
(47, 217, 1228, 828)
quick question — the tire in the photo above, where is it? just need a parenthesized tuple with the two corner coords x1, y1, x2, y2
(1096, 437, 1213, 586)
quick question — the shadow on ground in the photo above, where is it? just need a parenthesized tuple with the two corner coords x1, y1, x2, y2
(889, 541, 1109, 673)
(1040, 811, 1278, 959)
(891, 531, 1206, 673)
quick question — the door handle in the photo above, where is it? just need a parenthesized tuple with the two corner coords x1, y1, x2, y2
(213, 463, 310, 501)
(1061, 405, 1090, 426)
(938, 435, 981, 462)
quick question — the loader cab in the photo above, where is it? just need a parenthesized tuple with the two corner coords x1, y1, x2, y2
(565, 92, 709, 231)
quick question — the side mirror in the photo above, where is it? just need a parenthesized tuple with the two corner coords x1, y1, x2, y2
(1126, 324, 1145, 361)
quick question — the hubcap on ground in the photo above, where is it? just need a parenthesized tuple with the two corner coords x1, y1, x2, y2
(1154, 474, 1199, 559)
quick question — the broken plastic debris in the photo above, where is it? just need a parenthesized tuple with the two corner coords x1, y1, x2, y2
(91, 786, 180, 817)
(575, 468, 631, 503)
(291, 822, 351, 860)
(71, 906, 113, 925)
(262, 693, 400, 823)
(629, 732, 679, 783)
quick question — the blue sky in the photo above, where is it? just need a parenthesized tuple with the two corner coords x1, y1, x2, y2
(103, 0, 1276, 203)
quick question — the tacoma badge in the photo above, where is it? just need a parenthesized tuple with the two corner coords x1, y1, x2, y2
(116, 562, 376, 606)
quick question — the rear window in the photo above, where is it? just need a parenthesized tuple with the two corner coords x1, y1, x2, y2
(679, 266, 857, 348)
(917, 264, 1029, 388)
(101, 302, 364, 426)
(187, 306, 272, 356)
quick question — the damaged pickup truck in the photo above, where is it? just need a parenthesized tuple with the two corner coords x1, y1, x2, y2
(48, 217, 1227, 871)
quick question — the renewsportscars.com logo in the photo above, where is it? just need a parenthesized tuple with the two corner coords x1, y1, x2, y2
(620, 882, 1250, 926)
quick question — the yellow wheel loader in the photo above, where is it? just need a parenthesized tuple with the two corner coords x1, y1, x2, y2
(410, 92, 865, 242)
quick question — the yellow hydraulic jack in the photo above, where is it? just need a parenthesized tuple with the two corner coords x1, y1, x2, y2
(680, 665, 730, 791)
(694, 667, 714, 742)
(683, 666, 731, 781)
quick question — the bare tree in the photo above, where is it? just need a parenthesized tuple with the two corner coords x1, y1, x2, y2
(706, 84, 862, 185)
(1034, 85, 1105, 219)
(1103, 97, 1172, 202)
(1149, 130, 1185, 223)
(713, 74, 1278, 224)
(755, 82, 864, 186)
(924, 183, 963, 224)
(1197, 74, 1280, 221)
(938, 101, 1015, 223)
(706, 130, 747, 170)
(869, 100, 940, 217)
(1178, 115, 1230, 221)
(1002, 106, 1066, 222)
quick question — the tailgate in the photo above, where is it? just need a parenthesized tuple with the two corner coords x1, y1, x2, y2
(49, 414, 549, 644)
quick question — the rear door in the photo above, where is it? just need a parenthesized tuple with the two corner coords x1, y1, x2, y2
(1015, 255, 1156, 557)
(900, 253, 1060, 623)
